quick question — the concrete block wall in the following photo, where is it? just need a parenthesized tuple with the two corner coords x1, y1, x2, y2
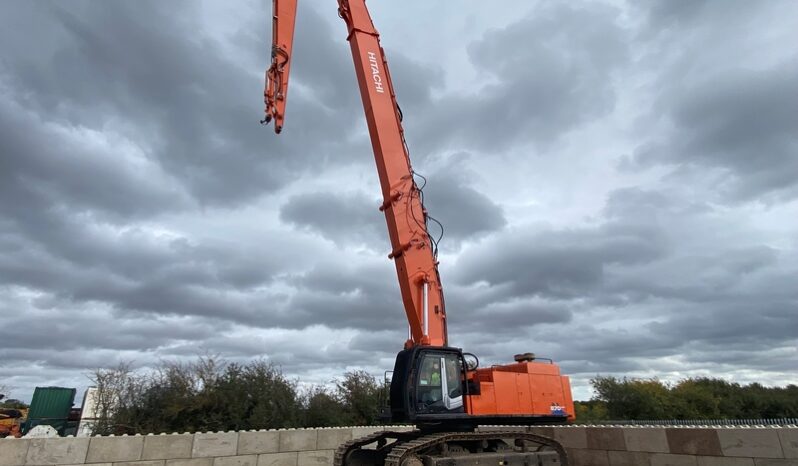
(3, 425, 796, 466)
(527, 426, 798, 466)
(0, 426, 415, 466)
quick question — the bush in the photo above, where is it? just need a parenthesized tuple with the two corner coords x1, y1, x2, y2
(90, 357, 304, 434)
(89, 357, 388, 434)
(587, 376, 798, 421)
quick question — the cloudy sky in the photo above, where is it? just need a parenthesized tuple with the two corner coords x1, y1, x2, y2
(1, 0, 796, 403)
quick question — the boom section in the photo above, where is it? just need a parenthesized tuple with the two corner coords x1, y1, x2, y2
(263, 0, 447, 348)
(337, 0, 446, 348)
(262, 0, 297, 133)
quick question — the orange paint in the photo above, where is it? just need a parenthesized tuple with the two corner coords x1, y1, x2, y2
(466, 362, 575, 420)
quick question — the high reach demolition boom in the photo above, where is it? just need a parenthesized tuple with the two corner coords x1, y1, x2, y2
(263, 0, 447, 349)
(264, 2, 575, 464)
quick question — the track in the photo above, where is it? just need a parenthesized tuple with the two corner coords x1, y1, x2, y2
(334, 430, 420, 466)
(335, 429, 567, 466)
(335, 421, 798, 465)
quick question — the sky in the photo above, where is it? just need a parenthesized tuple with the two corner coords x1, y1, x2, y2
(0, 0, 796, 404)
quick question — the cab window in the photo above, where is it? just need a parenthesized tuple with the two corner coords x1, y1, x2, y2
(419, 356, 442, 386)
(414, 353, 465, 414)
(417, 355, 443, 407)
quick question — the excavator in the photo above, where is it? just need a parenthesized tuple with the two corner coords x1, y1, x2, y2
(262, 1, 575, 464)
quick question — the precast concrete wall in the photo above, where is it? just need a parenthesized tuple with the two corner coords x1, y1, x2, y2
(0, 426, 410, 466)
(2, 425, 796, 466)
(524, 425, 798, 466)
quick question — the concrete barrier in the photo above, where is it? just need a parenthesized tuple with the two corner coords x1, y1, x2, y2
(0, 427, 388, 466)
(1, 425, 796, 466)
(528, 426, 798, 466)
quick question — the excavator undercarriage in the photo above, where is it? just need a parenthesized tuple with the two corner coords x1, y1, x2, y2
(335, 429, 567, 466)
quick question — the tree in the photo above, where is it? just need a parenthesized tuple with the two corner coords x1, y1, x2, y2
(0, 385, 23, 408)
(211, 359, 302, 431)
(303, 386, 348, 427)
(336, 370, 384, 425)
(0, 399, 28, 409)
(89, 362, 143, 435)
(588, 376, 798, 421)
(89, 357, 306, 434)
(591, 376, 673, 420)
(671, 378, 733, 419)
(122, 359, 204, 433)
(573, 400, 608, 423)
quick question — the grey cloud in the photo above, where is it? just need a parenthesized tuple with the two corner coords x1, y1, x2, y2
(449, 299, 572, 342)
(0, 210, 317, 329)
(454, 225, 666, 299)
(655, 300, 797, 347)
(537, 323, 792, 378)
(0, 217, 282, 297)
(448, 187, 797, 379)
(0, 0, 276, 209)
(685, 343, 798, 373)
(286, 260, 406, 331)
(602, 188, 709, 220)
(279, 191, 385, 247)
(0, 0, 419, 209)
(631, 62, 798, 201)
(290, 2, 361, 112)
(161, 328, 400, 381)
(410, 2, 629, 153)
(1, 306, 222, 354)
(0, 99, 191, 219)
(644, 0, 713, 28)
(347, 330, 406, 354)
(383, 49, 445, 113)
(643, 0, 784, 31)
(2, 349, 138, 372)
(422, 153, 507, 246)
(622, 0, 798, 203)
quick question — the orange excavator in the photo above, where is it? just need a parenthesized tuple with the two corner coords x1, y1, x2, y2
(263, 1, 575, 464)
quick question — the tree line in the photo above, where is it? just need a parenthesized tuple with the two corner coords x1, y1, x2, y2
(575, 376, 798, 422)
(85, 358, 797, 434)
(89, 357, 385, 435)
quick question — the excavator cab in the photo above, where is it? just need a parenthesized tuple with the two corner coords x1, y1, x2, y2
(389, 346, 467, 424)
(414, 351, 465, 413)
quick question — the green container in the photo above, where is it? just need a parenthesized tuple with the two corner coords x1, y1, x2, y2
(23, 387, 76, 435)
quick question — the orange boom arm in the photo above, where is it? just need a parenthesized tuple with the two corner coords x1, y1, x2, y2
(262, 0, 447, 348)
(261, 0, 297, 133)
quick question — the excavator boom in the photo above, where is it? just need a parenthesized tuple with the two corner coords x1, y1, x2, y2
(263, 0, 447, 348)
(261, 0, 297, 133)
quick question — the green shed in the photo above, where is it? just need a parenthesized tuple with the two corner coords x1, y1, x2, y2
(23, 387, 76, 436)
